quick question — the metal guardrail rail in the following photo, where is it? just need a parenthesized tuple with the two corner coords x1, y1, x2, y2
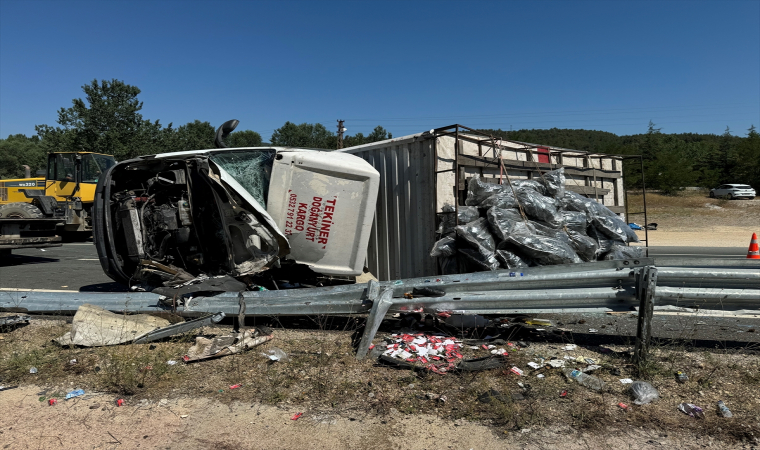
(1, 258, 758, 363)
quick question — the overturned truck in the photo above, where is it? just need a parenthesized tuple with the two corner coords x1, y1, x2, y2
(93, 133, 380, 292)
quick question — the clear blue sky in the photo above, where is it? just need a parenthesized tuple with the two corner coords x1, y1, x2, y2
(1, 0, 758, 141)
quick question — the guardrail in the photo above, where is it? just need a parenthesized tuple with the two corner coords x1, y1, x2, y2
(2, 258, 757, 363)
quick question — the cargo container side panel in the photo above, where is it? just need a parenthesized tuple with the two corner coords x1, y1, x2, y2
(363, 151, 379, 277)
(374, 149, 391, 281)
(385, 150, 401, 279)
(396, 145, 410, 279)
(420, 140, 437, 278)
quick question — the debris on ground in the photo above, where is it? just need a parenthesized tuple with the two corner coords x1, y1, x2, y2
(0, 314, 31, 329)
(717, 400, 733, 418)
(630, 381, 659, 405)
(262, 348, 288, 362)
(65, 389, 84, 399)
(55, 304, 224, 347)
(477, 389, 509, 404)
(562, 368, 605, 391)
(678, 402, 705, 419)
(183, 327, 273, 362)
(55, 304, 171, 347)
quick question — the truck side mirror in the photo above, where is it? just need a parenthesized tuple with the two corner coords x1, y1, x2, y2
(214, 119, 240, 148)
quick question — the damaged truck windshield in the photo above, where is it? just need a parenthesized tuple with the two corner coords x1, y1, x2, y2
(93, 146, 379, 292)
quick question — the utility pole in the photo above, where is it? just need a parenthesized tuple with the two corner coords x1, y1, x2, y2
(337, 120, 345, 149)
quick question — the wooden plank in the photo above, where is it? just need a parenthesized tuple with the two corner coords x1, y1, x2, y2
(566, 185, 611, 196)
(456, 155, 621, 178)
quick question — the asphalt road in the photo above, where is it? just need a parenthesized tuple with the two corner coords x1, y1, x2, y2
(1, 243, 757, 346)
(0, 243, 751, 292)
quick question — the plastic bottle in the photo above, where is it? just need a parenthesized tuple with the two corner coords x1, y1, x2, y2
(717, 401, 733, 418)
(563, 368, 605, 391)
(676, 371, 688, 383)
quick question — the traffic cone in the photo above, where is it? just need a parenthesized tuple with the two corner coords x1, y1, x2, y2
(747, 233, 760, 259)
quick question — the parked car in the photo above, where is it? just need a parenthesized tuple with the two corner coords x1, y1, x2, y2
(93, 121, 380, 290)
(709, 184, 756, 200)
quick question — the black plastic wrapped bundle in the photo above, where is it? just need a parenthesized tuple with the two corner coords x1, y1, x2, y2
(515, 188, 563, 228)
(537, 167, 566, 198)
(479, 192, 518, 210)
(601, 243, 646, 260)
(511, 179, 547, 195)
(430, 236, 457, 258)
(562, 211, 588, 234)
(437, 204, 480, 234)
(465, 176, 505, 206)
(486, 207, 525, 240)
(501, 233, 582, 265)
(495, 249, 530, 269)
(455, 218, 500, 271)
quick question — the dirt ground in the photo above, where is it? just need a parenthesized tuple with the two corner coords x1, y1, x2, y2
(627, 192, 760, 247)
(1, 191, 759, 449)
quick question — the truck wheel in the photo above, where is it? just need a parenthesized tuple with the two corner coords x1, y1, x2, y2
(0, 202, 45, 219)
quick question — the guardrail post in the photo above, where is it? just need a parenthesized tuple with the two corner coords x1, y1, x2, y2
(633, 265, 657, 365)
(355, 288, 394, 360)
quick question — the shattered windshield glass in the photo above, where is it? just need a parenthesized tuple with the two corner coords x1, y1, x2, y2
(210, 150, 276, 207)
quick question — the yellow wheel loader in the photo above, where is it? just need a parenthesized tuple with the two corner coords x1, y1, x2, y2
(0, 152, 116, 235)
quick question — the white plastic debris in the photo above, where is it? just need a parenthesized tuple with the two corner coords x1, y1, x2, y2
(537, 374, 545, 379)
(562, 344, 577, 351)
(527, 362, 541, 369)
(549, 359, 565, 368)
(620, 378, 633, 384)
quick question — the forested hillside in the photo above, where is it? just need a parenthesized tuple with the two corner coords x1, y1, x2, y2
(1, 79, 757, 194)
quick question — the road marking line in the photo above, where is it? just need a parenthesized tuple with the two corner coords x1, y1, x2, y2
(78, 258, 99, 261)
(0, 288, 79, 293)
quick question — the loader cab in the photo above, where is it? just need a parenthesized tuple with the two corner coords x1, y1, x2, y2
(46, 152, 116, 201)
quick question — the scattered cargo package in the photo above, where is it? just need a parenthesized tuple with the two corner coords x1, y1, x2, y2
(93, 146, 379, 289)
(340, 124, 636, 281)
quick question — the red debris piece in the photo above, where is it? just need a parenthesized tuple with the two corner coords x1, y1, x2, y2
(229, 384, 242, 389)
(481, 344, 489, 350)
(182, 355, 190, 362)
(368, 344, 375, 350)
(117, 399, 125, 407)
(618, 402, 630, 411)
(291, 412, 303, 420)
(560, 390, 568, 398)
(48, 399, 57, 406)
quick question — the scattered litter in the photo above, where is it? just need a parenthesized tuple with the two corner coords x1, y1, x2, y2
(536, 374, 545, 379)
(48, 399, 57, 406)
(510, 367, 525, 376)
(478, 389, 508, 404)
(588, 329, 598, 333)
(619, 378, 633, 384)
(263, 348, 289, 362)
(618, 402, 630, 412)
(29, 367, 38, 374)
(55, 304, 171, 347)
(717, 400, 733, 418)
(630, 381, 659, 405)
(167, 360, 177, 365)
(676, 371, 688, 383)
(184, 328, 273, 362)
(535, 328, 545, 332)
(229, 384, 242, 389)
(117, 399, 125, 407)
(527, 362, 541, 369)
(559, 390, 568, 398)
(548, 359, 565, 368)
(582, 364, 602, 373)
(180, 415, 188, 419)
(0, 315, 31, 328)
(69, 359, 77, 365)
(381, 333, 466, 375)
(65, 389, 85, 400)
(562, 344, 577, 351)
(584, 358, 596, 364)
(0, 386, 18, 391)
(291, 412, 303, 421)
(678, 403, 705, 419)
(563, 368, 605, 391)
(490, 348, 507, 355)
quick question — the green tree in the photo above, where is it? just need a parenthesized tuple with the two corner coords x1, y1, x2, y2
(270, 122, 335, 149)
(0, 134, 46, 178)
(227, 130, 263, 147)
(35, 79, 165, 160)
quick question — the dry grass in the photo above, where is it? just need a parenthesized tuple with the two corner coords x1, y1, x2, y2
(625, 190, 760, 229)
(1, 317, 759, 445)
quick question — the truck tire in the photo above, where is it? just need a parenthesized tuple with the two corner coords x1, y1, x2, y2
(0, 202, 45, 219)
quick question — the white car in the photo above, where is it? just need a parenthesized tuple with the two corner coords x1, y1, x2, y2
(709, 184, 756, 200)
